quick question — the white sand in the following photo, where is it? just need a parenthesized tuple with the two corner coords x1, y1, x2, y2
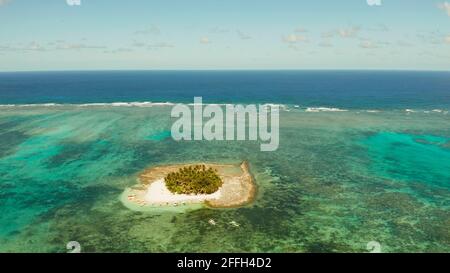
(144, 179, 222, 205)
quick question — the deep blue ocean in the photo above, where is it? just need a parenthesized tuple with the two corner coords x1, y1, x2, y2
(0, 70, 449, 109)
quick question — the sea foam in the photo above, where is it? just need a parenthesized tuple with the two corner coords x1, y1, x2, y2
(305, 107, 348, 112)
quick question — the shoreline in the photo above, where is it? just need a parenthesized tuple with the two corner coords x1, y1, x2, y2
(120, 161, 256, 210)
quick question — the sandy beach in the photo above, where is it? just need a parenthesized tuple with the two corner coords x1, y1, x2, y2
(144, 178, 222, 204)
(121, 161, 256, 209)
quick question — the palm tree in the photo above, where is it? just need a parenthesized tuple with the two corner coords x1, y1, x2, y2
(165, 165, 223, 194)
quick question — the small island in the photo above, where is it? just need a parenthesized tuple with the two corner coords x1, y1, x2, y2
(120, 161, 256, 210)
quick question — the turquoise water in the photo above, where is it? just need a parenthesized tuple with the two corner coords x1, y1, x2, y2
(0, 105, 448, 252)
(364, 132, 450, 189)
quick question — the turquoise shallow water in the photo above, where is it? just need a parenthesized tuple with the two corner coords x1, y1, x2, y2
(0, 105, 449, 252)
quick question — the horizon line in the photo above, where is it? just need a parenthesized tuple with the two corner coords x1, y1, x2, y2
(1, 68, 450, 73)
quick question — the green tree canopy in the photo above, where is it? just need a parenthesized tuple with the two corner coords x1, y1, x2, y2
(165, 165, 223, 194)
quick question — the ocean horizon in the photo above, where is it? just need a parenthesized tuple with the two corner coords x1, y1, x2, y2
(1, 70, 450, 110)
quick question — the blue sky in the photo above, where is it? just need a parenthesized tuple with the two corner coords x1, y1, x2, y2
(0, 0, 449, 71)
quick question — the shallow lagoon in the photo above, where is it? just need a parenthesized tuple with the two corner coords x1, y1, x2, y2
(0, 105, 449, 252)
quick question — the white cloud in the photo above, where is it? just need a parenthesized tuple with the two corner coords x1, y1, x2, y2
(337, 26, 360, 38)
(28, 41, 46, 51)
(148, 42, 174, 49)
(321, 31, 335, 38)
(368, 24, 389, 32)
(318, 40, 333, 47)
(0, 0, 11, 6)
(105, 48, 133, 54)
(294, 27, 308, 33)
(1, 40, 107, 52)
(417, 30, 447, 45)
(132, 41, 146, 47)
(200, 37, 211, 44)
(0, 45, 11, 50)
(55, 41, 106, 50)
(397, 41, 413, 47)
(0, 41, 46, 52)
(287, 44, 299, 51)
(438, 2, 450, 16)
(210, 27, 229, 34)
(134, 25, 161, 35)
(283, 34, 307, 43)
(131, 41, 174, 49)
(237, 30, 251, 40)
(359, 40, 377, 49)
(445, 36, 450, 44)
